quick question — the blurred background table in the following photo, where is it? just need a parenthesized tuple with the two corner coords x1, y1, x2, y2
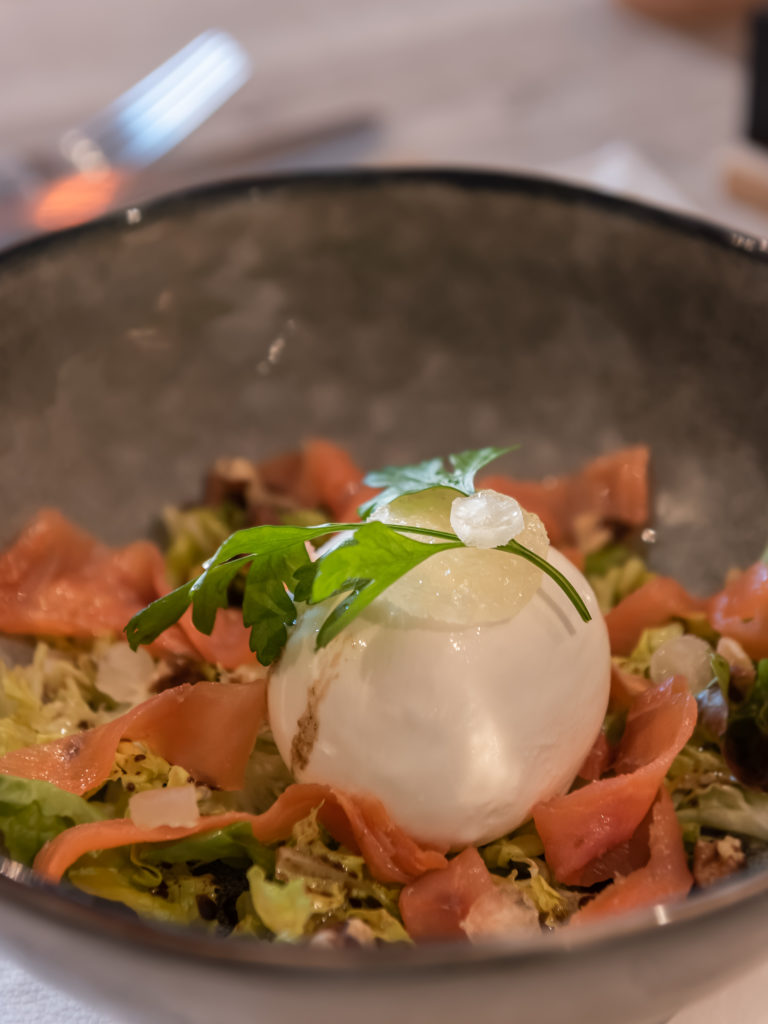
(1, 0, 767, 1021)
(2, 0, 768, 234)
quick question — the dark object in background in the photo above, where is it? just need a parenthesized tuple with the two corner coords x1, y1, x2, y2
(722, 7, 768, 211)
(748, 9, 768, 145)
(616, 0, 763, 21)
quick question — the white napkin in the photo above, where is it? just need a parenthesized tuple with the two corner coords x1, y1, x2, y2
(548, 139, 701, 217)
(0, 958, 113, 1023)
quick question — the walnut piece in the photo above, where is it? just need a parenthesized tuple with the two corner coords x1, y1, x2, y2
(693, 835, 746, 888)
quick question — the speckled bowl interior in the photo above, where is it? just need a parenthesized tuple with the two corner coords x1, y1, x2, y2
(0, 171, 767, 1024)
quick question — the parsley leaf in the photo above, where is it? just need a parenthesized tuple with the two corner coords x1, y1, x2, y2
(124, 580, 195, 649)
(126, 524, 348, 668)
(358, 446, 516, 519)
(309, 522, 463, 648)
(125, 447, 592, 668)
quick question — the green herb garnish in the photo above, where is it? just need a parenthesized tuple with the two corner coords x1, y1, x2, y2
(358, 446, 516, 519)
(125, 447, 590, 667)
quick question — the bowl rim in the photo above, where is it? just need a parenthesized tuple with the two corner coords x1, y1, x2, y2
(1, 164, 767, 268)
(2, 855, 768, 976)
(1, 165, 767, 975)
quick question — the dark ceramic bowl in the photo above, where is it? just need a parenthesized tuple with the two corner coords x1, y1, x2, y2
(0, 170, 767, 1024)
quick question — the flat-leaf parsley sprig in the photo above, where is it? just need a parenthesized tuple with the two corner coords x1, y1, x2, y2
(125, 449, 590, 667)
(358, 446, 516, 519)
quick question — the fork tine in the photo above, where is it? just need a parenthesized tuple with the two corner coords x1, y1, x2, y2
(88, 32, 219, 124)
(91, 32, 237, 133)
(115, 41, 245, 138)
(64, 31, 250, 169)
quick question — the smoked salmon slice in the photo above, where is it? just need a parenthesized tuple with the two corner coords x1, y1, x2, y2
(0, 509, 257, 669)
(709, 561, 768, 661)
(399, 847, 496, 941)
(319, 789, 449, 884)
(571, 787, 692, 925)
(534, 677, 696, 885)
(33, 782, 448, 886)
(609, 662, 651, 711)
(604, 576, 709, 656)
(293, 439, 371, 522)
(0, 509, 191, 659)
(0, 680, 266, 795)
(178, 608, 257, 669)
(482, 446, 649, 548)
(577, 731, 613, 782)
(256, 439, 377, 523)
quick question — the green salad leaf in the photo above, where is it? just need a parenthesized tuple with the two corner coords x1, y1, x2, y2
(238, 728, 295, 814)
(358, 446, 516, 519)
(0, 775, 108, 864)
(231, 810, 409, 942)
(68, 825, 277, 932)
(583, 543, 635, 578)
(621, 623, 685, 677)
(69, 848, 232, 930)
(245, 864, 318, 940)
(675, 779, 768, 843)
(138, 822, 275, 872)
(480, 824, 580, 925)
(0, 641, 113, 755)
(280, 808, 402, 918)
(669, 741, 768, 842)
(585, 547, 652, 615)
(163, 503, 246, 587)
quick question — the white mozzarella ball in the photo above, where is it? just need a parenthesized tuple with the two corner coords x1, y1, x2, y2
(268, 549, 610, 850)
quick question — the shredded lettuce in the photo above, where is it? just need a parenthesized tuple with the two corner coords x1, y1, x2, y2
(65, 811, 409, 943)
(68, 848, 229, 930)
(621, 622, 685, 677)
(282, 809, 401, 915)
(68, 824, 276, 931)
(163, 504, 245, 588)
(138, 822, 274, 873)
(584, 543, 636, 577)
(245, 864, 319, 940)
(109, 741, 178, 791)
(346, 909, 411, 943)
(237, 727, 294, 814)
(0, 775, 108, 864)
(96, 742, 207, 817)
(0, 642, 115, 755)
(481, 824, 580, 925)
(585, 546, 652, 614)
(241, 810, 408, 942)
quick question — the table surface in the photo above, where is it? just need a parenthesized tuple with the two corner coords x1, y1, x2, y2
(0, 1, 767, 1021)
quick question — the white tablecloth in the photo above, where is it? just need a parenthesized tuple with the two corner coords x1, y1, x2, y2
(3, 950, 768, 1024)
(1, 2, 766, 1020)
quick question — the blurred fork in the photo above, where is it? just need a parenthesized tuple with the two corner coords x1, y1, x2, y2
(58, 30, 251, 175)
(0, 30, 251, 241)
